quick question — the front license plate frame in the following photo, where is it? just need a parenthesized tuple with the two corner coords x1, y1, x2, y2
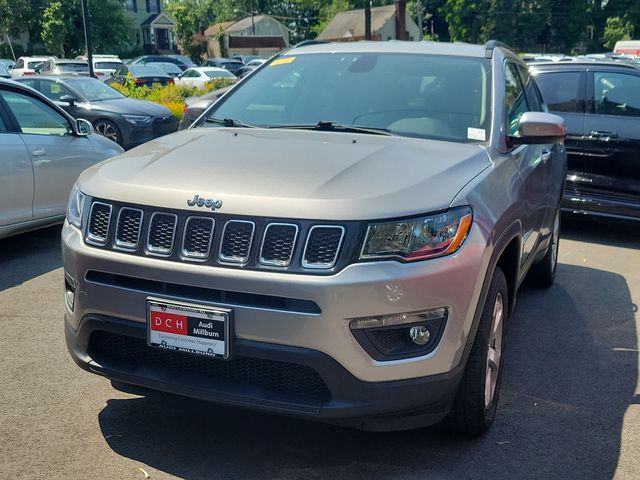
(146, 297, 231, 360)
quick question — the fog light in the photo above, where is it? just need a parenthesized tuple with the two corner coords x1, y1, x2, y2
(64, 271, 76, 311)
(409, 325, 430, 345)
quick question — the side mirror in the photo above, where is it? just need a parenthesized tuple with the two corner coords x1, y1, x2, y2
(76, 118, 94, 136)
(509, 112, 567, 145)
(60, 94, 78, 106)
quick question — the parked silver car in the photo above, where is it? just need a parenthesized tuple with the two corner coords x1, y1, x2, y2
(0, 78, 123, 239)
(62, 41, 566, 434)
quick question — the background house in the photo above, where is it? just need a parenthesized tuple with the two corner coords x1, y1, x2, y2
(205, 15, 289, 58)
(318, 3, 420, 42)
(124, 0, 176, 54)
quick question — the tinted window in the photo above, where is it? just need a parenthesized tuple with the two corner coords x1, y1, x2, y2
(593, 71, 640, 117)
(205, 70, 235, 78)
(535, 72, 581, 112)
(207, 53, 490, 143)
(505, 62, 528, 136)
(28, 61, 44, 69)
(1, 91, 71, 136)
(95, 62, 122, 70)
(66, 78, 124, 101)
(57, 63, 89, 73)
(130, 65, 165, 76)
(39, 81, 74, 101)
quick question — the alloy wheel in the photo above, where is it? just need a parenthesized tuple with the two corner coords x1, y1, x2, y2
(485, 292, 504, 408)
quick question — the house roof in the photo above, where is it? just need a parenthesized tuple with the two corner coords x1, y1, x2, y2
(205, 21, 235, 37)
(317, 5, 397, 41)
(205, 15, 286, 37)
(141, 13, 176, 28)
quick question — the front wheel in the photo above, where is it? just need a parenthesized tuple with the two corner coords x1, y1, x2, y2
(445, 266, 508, 436)
(94, 119, 122, 146)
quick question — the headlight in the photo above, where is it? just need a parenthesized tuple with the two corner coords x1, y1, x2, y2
(122, 114, 152, 125)
(359, 207, 473, 262)
(66, 186, 85, 229)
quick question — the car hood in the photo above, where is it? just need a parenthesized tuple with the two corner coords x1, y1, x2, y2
(78, 128, 491, 220)
(83, 98, 172, 116)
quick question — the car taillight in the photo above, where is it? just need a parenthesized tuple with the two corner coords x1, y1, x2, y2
(135, 78, 146, 85)
(23, 71, 35, 76)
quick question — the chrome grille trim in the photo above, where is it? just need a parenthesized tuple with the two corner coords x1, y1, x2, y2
(86, 202, 113, 246)
(146, 212, 178, 256)
(114, 208, 143, 251)
(302, 225, 345, 269)
(259, 223, 299, 267)
(181, 216, 215, 261)
(218, 220, 255, 265)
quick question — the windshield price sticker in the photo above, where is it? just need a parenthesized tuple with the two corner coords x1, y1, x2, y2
(147, 301, 230, 359)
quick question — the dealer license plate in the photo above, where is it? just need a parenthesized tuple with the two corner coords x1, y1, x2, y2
(147, 299, 230, 359)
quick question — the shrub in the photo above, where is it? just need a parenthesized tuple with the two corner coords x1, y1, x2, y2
(109, 75, 235, 120)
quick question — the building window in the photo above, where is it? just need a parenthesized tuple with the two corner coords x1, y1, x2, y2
(145, 0, 150, 13)
(124, 0, 136, 11)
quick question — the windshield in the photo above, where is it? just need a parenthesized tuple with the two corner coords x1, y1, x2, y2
(205, 70, 235, 78)
(95, 61, 122, 70)
(66, 78, 124, 101)
(204, 53, 490, 142)
(58, 63, 89, 72)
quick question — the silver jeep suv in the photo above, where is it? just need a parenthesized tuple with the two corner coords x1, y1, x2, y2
(62, 41, 567, 434)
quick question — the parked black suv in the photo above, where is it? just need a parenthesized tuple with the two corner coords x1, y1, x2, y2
(531, 62, 640, 220)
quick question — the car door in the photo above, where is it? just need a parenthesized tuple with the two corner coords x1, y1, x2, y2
(505, 61, 548, 264)
(0, 88, 97, 220)
(0, 95, 34, 228)
(518, 64, 564, 229)
(581, 69, 640, 201)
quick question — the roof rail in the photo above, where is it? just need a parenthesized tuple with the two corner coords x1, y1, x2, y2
(484, 40, 512, 58)
(293, 39, 329, 48)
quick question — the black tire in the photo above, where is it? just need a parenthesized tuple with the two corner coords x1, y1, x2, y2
(93, 119, 122, 146)
(528, 208, 560, 288)
(445, 266, 508, 436)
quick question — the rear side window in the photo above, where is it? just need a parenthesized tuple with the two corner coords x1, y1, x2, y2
(593, 71, 640, 117)
(0, 90, 71, 136)
(535, 72, 582, 112)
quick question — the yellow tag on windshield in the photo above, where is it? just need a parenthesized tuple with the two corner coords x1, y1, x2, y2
(270, 57, 296, 66)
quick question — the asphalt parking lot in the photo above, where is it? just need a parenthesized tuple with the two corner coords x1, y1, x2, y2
(0, 215, 638, 480)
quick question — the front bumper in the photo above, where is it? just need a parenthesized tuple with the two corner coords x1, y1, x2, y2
(62, 219, 490, 424)
(66, 314, 463, 430)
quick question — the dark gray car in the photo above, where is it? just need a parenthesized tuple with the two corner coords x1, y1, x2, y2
(62, 41, 566, 435)
(15, 76, 178, 149)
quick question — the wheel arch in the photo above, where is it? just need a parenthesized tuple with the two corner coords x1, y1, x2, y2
(458, 221, 522, 369)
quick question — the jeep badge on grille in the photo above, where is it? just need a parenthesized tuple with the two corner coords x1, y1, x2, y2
(187, 195, 223, 211)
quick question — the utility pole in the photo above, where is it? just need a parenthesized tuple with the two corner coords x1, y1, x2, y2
(364, 0, 371, 40)
(81, 0, 94, 77)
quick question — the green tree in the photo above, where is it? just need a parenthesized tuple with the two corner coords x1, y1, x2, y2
(41, 1, 67, 57)
(603, 16, 634, 49)
(39, 0, 136, 57)
(441, 0, 489, 42)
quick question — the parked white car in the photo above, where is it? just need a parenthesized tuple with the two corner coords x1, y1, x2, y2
(0, 78, 123, 239)
(11, 56, 52, 77)
(174, 67, 237, 89)
(76, 55, 123, 82)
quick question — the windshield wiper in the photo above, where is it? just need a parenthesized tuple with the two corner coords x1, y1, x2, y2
(267, 121, 394, 136)
(205, 117, 256, 128)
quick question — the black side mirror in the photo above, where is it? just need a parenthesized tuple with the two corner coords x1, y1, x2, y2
(60, 94, 78, 106)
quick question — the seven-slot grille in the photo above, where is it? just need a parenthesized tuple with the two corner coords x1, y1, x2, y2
(147, 213, 178, 255)
(86, 202, 112, 245)
(303, 226, 345, 268)
(259, 224, 298, 267)
(115, 208, 143, 250)
(219, 221, 254, 264)
(84, 201, 346, 271)
(182, 217, 215, 259)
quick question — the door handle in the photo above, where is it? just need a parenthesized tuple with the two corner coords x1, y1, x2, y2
(31, 148, 46, 157)
(589, 130, 619, 140)
(541, 148, 552, 162)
